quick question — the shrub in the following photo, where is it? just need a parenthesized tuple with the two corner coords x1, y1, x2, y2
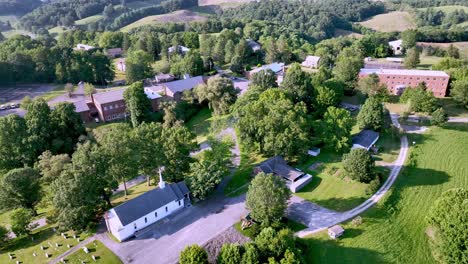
(179, 244, 209, 264)
(342, 148, 376, 183)
(365, 176, 381, 195)
(218, 244, 242, 264)
(431, 107, 448, 126)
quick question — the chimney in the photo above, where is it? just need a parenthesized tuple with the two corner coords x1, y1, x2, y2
(158, 167, 166, 189)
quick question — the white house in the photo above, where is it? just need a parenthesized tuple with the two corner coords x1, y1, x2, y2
(389, 39, 403, 55)
(105, 172, 190, 242)
(168, 45, 190, 55)
(352, 130, 380, 151)
(75, 44, 95, 51)
(301, 55, 321, 68)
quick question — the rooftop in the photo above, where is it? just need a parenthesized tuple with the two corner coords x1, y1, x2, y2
(388, 39, 402, 46)
(250, 62, 285, 75)
(92, 89, 126, 105)
(329, 225, 344, 234)
(112, 182, 189, 226)
(144, 87, 163, 99)
(352, 130, 380, 149)
(302, 55, 320, 64)
(73, 100, 90, 113)
(359, 68, 449, 77)
(257, 156, 305, 182)
(164, 76, 205, 94)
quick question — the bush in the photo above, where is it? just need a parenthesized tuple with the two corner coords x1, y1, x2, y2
(365, 175, 381, 195)
(179, 244, 209, 264)
(218, 244, 242, 264)
(431, 107, 448, 126)
(342, 148, 376, 183)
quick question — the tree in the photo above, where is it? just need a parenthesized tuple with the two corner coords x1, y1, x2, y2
(96, 124, 139, 197)
(357, 73, 389, 100)
(0, 167, 41, 213)
(280, 249, 301, 264)
(357, 97, 385, 131)
(195, 76, 239, 115)
(234, 89, 310, 159)
(183, 32, 200, 49)
(426, 188, 468, 264)
(451, 79, 468, 108)
(446, 44, 460, 59)
(50, 102, 85, 154)
(20, 96, 32, 110)
(84, 82, 96, 96)
(316, 106, 354, 152)
(179, 244, 209, 264)
(186, 140, 231, 200)
(255, 227, 295, 258)
(25, 98, 52, 158)
(404, 47, 420, 69)
(400, 83, 437, 113)
(431, 107, 448, 126)
(241, 243, 260, 264)
(333, 47, 364, 89)
(182, 51, 204, 76)
(315, 85, 341, 116)
(36, 151, 71, 184)
(246, 173, 291, 226)
(230, 55, 243, 73)
(133, 122, 164, 185)
(126, 50, 152, 84)
(0, 114, 31, 171)
(224, 40, 235, 64)
(161, 101, 180, 128)
(124, 81, 152, 127)
(161, 125, 196, 182)
(342, 148, 375, 183)
(64, 83, 74, 98)
(280, 63, 313, 106)
(251, 69, 278, 91)
(10, 208, 33, 236)
(401, 29, 418, 50)
(218, 244, 242, 264)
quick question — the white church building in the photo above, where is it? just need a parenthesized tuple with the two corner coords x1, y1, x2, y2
(105, 173, 190, 242)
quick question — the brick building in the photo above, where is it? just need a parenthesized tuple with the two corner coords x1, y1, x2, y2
(92, 89, 128, 122)
(358, 69, 450, 97)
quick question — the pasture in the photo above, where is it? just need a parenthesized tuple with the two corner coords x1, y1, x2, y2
(120, 10, 207, 32)
(303, 123, 468, 263)
(75, 15, 104, 26)
(359, 11, 416, 32)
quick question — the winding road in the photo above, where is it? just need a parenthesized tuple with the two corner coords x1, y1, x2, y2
(290, 113, 409, 237)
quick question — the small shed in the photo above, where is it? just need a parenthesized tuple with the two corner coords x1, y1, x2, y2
(328, 225, 344, 239)
(301, 55, 321, 68)
(307, 147, 321, 157)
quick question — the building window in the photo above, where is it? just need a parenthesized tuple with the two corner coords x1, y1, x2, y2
(155, 212, 157, 218)
(178, 200, 181, 206)
(134, 223, 137, 229)
(104, 106, 108, 111)
(145, 217, 147, 223)
(115, 104, 119, 109)
(109, 105, 113, 110)
(165, 207, 168, 212)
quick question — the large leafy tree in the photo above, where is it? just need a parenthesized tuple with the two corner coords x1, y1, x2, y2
(333, 47, 364, 90)
(451, 79, 468, 108)
(10, 208, 33, 236)
(0, 167, 41, 213)
(133, 122, 165, 185)
(342, 148, 375, 183)
(426, 188, 468, 264)
(196, 76, 239, 116)
(0, 114, 31, 171)
(235, 89, 310, 159)
(251, 69, 278, 91)
(400, 83, 437, 113)
(25, 98, 51, 158)
(431, 107, 448, 126)
(357, 73, 389, 100)
(182, 51, 204, 76)
(404, 47, 420, 68)
(315, 106, 354, 152)
(124, 81, 152, 128)
(161, 125, 197, 182)
(50, 102, 85, 154)
(246, 173, 291, 226)
(179, 244, 209, 264)
(315, 85, 341, 116)
(281, 63, 314, 106)
(36, 151, 71, 184)
(357, 97, 385, 131)
(126, 50, 152, 84)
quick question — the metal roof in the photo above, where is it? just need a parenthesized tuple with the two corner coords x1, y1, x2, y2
(112, 182, 189, 226)
(359, 68, 449, 77)
(352, 130, 380, 149)
(73, 100, 90, 113)
(164, 76, 205, 94)
(250, 62, 284, 75)
(92, 89, 126, 105)
(258, 156, 305, 182)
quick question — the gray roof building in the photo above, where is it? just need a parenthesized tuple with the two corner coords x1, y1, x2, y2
(164, 76, 205, 95)
(73, 100, 90, 113)
(92, 89, 126, 105)
(352, 130, 380, 151)
(113, 182, 189, 226)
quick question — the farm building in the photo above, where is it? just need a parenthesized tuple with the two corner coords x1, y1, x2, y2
(352, 130, 380, 151)
(358, 69, 450, 97)
(106, 48, 123, 58)
(389, 39, 403, 55)
(105, 175, 190, 242)
(301, 56, 321, 68)
(254, 156, 313, 193)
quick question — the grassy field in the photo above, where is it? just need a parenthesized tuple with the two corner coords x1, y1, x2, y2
(75, 15, 104, 26)
(417, 5, 468, 13)
(417, 41, 468, 58)
(359, 11, 416, 32)
(385, 98, 468, 117)
(1, 29, 35, 38)
(199, 0, 253, 9)
(303, 123, 468, 263)
(65, 240, 122, 264)
(186, 107, 213, 144)
(417, 55, 443, 70)
(120, 10, 207, 32)
(0, 226, 93, 264)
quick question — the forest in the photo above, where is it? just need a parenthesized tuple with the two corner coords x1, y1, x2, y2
(0, 0, 42, 15)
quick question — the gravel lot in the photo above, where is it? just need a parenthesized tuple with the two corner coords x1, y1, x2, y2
(204, 226, 250, 263)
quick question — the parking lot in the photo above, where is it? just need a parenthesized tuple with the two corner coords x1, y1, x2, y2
(0, 84, 58, 104)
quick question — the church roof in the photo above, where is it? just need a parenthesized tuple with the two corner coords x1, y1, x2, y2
(112, 181, 189, 226)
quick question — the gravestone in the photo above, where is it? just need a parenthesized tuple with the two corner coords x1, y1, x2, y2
(83, 247, 89, 254)
(45, 253, 50, 258)
(92, 255, 97, 261)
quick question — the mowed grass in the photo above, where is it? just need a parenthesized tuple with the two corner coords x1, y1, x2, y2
(417, 55, 443, 70)
(359, 11, 416, 32)
(120, 10, 207, 32)
(385, 98, 468, 117)
(417, 5, 468, 13)
(303, 123, 468, 263)
(75, 15, 104, 25)
(65, 240, 122, 264)
(186, 107, 213, 144)
(0, 226, 93, 264)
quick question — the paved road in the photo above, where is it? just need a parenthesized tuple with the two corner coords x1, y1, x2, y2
(291, 113, 409, 237)
(448, 117, 468, 123)
(113, 175, 147, 195)
(96, 195, 247, 264)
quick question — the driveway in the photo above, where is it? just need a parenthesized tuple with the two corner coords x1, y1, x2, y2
(290, 113, 409, 237)
(96, 195, 247, 264)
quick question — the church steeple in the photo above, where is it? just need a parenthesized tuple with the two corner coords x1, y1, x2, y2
(158, 167, 166, 189)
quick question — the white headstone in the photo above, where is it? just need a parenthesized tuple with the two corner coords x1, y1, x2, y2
(83, 247, 89, 254)
(67, 244, 71, 248)
(92, 255, 96, 261)
(33, 252, 37, 257)
(40, 245, 44, 250)
(55, 243, 59, 247)
(45, 253, 50, 258)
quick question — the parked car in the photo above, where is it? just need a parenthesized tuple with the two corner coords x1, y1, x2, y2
(0, 105, 7, 110)
(9, 103, 19, 109)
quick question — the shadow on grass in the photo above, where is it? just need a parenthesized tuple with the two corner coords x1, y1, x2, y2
(300, 236, 388, 264)
(313, 196, 368, 212)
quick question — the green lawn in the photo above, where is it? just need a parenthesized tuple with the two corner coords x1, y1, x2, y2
(0, 226, 93, 264)
(65, 240, 122, 264)
(186, 107, 213, 144)
(303, 123, 468, 263)
(37, 85, 65, 102)
(385, 98, 468, 117)
(75, 15, 104, 25)
(417, 55, 443, 70)
(373, 129, 401, 163)
(417, 5, 468, 13)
